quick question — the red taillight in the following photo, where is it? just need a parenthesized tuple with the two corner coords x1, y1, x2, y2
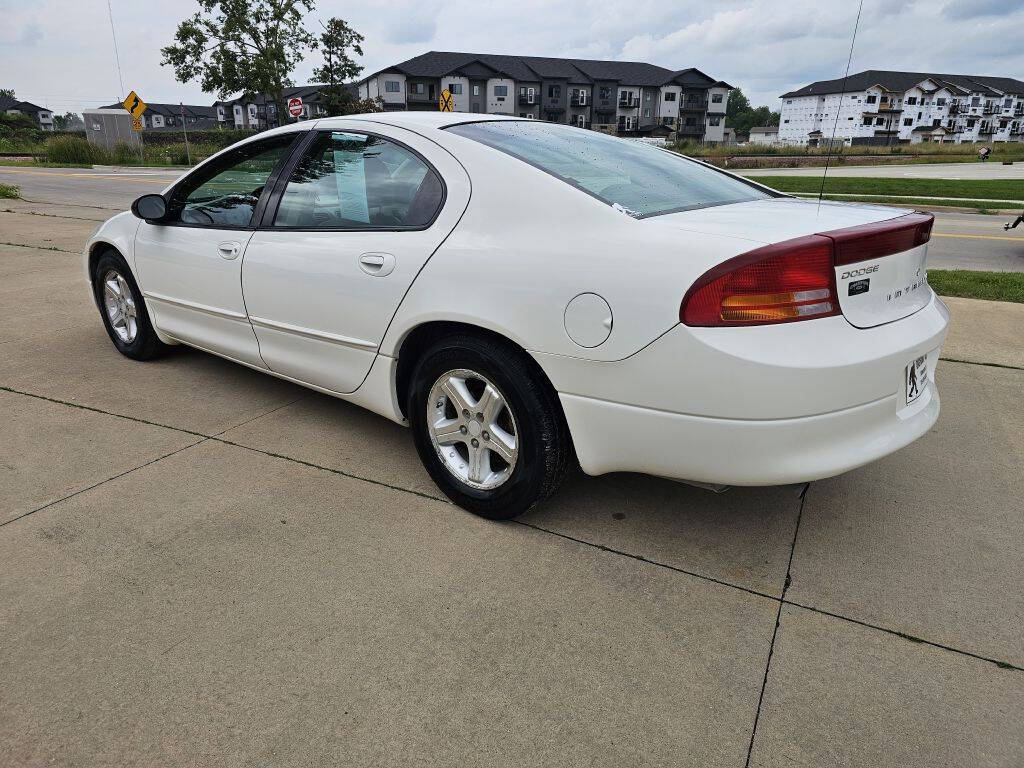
(825, 212, 933, 265)
(681, 235, 839, 326)
(680, 212, 934, 327)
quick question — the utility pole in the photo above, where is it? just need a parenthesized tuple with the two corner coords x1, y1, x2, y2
(180, 103, 192, 166)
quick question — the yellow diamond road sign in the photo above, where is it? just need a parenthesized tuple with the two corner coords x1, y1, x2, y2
(122, 91, 147, 119)
(439, 89, 453, 112)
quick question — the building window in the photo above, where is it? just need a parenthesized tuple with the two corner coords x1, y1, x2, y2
(936, 97, 946, 106)
(598, 86, 612, 100)
(644, 108, 651, 118)
(906, 97, 917, 105)
(494, 85, 508, 97)
(862, 117, 872, 125)
(664, 92, 676, 102)
(413, 83, 425, 94)
(711, 93, 723, 103)
(548, 85, 561, 98)
(709, 116, 720, 126)
(971, 97, 980, 106)
(472, 85, 480, 96)
(903, 118, 913, 126)
(1004, 98, 1013, 109)
(875, 117, 884, 126)
(447, 83, 463, 94)
(646, 91, 652, 101)
(786, 99, 792, 104)
(784, 119, 790, 124)
(385, 80, 400, 93)
(866, 94, 877, 104)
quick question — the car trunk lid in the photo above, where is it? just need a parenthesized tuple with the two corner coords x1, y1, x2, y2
(653, 198, 933, 328)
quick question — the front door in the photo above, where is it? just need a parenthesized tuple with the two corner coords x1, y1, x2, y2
(242, 123, 470, 393)
(133, 134, 298, 366)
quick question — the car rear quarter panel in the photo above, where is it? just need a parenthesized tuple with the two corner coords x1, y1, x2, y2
(379, 135, 756, 363)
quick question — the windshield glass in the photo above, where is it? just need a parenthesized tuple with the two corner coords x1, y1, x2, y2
(445, 120, 773, 217)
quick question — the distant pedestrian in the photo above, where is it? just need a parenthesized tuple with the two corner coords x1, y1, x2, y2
(979, 146, 991, 161)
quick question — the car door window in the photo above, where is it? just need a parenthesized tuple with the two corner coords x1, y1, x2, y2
(165, 134, 295, 227)
(272, 131, 444, 229)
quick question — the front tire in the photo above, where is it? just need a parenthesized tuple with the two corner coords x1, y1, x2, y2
(92, 250, 170, 360)
(408, 334, 571, 519)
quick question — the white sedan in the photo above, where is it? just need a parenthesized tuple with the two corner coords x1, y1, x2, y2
(85, 113, 949, 518)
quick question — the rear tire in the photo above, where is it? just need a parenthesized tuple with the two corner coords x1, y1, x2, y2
(92, 250, 170, 361)
(408, 334, 571, 519)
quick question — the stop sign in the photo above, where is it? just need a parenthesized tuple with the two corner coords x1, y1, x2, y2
(287, 97, 303, 118)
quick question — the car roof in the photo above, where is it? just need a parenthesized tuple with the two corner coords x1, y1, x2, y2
(315, 111, 521, 133)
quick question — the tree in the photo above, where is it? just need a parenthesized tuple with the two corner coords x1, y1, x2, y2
(0, 88, 15, 101)
(726, 88, 780, 138)
(339, 97, 384, 115)
(311, 17, 364, 116)
(53, 112, 85, 131)
(161, 0, 317, 127)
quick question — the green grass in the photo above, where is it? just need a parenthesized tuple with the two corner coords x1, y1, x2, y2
(928, 269, 1024, 303)
(0, 183, 19, 199)
(788, 193, 1005, 212)
(750, 176, 1024, 202)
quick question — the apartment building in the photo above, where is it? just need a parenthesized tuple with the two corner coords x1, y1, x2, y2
(357, 51, 731, 141)
(779, 70, 1024, 145)
(98, 102, 219, 131)
(214, 84, 360, 129)
(1, 95, 55, 131)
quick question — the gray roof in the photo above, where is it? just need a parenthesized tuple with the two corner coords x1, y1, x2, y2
(366, 51, 731, 89)
(1, 97, 50, 114)
(782, 70, 1024, 99)
(100, 102, 217, 119)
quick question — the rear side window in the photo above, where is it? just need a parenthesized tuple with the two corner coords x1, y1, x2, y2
(445, 120, 772, 217)
(273, 131, 443, 228)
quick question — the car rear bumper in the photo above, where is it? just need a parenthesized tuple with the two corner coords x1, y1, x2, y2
(561, 377, 939, 485)
(540, 292, 948, 485)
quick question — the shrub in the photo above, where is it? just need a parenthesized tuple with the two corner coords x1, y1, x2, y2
(44, 136, 109, 165)
(0, 183, 19, 199)
(112, 141, 140, 165)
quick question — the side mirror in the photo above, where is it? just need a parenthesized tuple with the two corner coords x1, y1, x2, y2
(131, 194, 168, 222)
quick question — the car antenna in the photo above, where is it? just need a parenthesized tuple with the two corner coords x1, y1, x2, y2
(818, 0, 864, 212)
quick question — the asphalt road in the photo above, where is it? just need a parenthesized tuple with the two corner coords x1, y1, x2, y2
(1, 191, 1023, 766)
(3, 164, 1022, 272)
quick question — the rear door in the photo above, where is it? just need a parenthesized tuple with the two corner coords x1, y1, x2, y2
(242, 121, 471, 393)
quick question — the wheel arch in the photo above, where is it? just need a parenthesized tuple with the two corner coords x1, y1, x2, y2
(392, 320, 565, 425)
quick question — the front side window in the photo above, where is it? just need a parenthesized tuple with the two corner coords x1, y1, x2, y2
(385, 80, 400, 93)
(445, 121, 770, 218)
(709, 116, 720, 126)
(166, 134, 295, 227)
(494, 85, 508, 97)
(664, 92, 676, 102)
(711, 93, 723, 103)
(273, 131, 443, 229)
(448, 83, 463, 95)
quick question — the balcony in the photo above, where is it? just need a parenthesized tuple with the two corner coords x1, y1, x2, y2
(676, 124, 703, 136)
(982, 105, 997, 115)
(680, 99, 708, 111)
(407, 89, 434, 103)
(948, 102, 964, 115)
(543, 103, 565, 114)
(979, 124, 995, 134)
(569, 93, 589, 107)
(518, 93, 539, 106)
(618, 95, 639, 108)
(876, 101, 902, 113)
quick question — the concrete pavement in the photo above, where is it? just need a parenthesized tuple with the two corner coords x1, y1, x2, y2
(1, 174, 1023, 767)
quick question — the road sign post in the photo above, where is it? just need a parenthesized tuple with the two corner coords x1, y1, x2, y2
(122, 91, 147, 162)
(439, 89, 453, 112)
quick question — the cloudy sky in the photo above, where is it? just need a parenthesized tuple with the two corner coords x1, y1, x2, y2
(2, 0, 1022, 116)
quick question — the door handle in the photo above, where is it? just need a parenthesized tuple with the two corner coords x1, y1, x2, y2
(358, 252, 395, 277)
(218, 241, 241, 260)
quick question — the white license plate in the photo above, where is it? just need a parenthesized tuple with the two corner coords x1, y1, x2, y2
(905, 354, 928, 405)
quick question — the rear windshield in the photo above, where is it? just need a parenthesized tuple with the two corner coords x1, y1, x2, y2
(444, 120, 773, 218)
